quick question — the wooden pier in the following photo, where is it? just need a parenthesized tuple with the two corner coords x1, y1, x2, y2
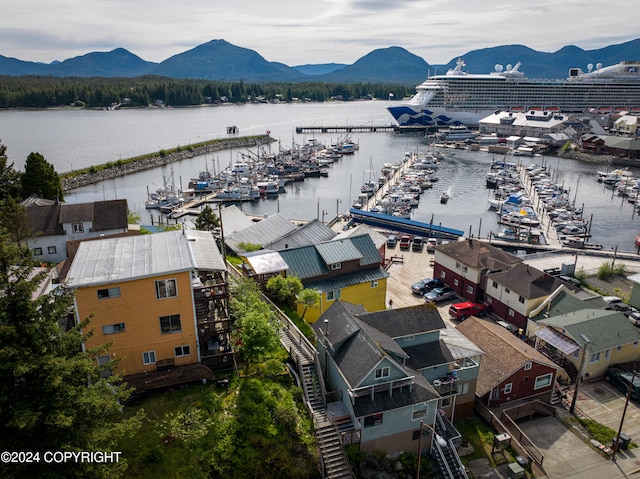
(295, 125, 428, 134)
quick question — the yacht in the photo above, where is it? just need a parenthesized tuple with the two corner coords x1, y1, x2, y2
(388, 59, 640, 127)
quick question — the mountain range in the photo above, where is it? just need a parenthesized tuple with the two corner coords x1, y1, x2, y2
(1, 38, 639, 85)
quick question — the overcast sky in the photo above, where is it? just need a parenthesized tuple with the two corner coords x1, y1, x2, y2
(2, 0, 638, 67)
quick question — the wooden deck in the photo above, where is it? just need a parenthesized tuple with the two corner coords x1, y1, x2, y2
(123, 363, 216, 392)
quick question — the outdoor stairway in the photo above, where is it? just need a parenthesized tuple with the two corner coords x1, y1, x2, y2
(314, 410, 354, 479)
(432, 440, 468, 479)
(433, 411, 468, 479)
(278, 320, 354, 478)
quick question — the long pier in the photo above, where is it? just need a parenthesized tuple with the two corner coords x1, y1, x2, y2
(295, 125, 428, 134)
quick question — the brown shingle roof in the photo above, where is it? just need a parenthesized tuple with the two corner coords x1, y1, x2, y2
(434, 238, 522, 271)
(486, 263, 563, 299)
(457, 317, 558, 395)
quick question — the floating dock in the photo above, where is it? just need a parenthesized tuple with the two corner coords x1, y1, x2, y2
(295, 125, 429, 134)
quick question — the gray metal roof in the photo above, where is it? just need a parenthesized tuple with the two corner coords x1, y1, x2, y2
(266, 219, 336, 251)
(334, 224, 387, 250)
(183, 229, 226, 272)
(241, 249, 289, 275)
(226, 213, 297, 252)
(66, 229, 219, 288)
(219, 204, 253, 235)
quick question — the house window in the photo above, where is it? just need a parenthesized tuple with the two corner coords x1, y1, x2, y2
(370, 280, 378, 288)
(604, 349, 610, 359)
(505, 288, 510, 294)
(460, 382, 470, 395)
(97, 355, 113, 378)
(534, 373, 553, 390)
(156, 279, 177, 299)
(363, 413, 383, 428)
(326, 289, 340, 301)
(142, 351, 156, 365)
(590, 352, 601, 363)
(174, 345, 191, 357)
(159, 314, 182, 334)
(33, 247, 43, 256)
(492, 389, 500, 400)
(524, 361, 532, 371)
(504, 383, 513, 394)
(492, 281, 498, 288)
(453, 278, 459, 286)
(48, 246, 57, 254)
(519, 296, 525, 304)
(330, 263, 342, 271)
(465, 285, 474, 294)
(440, 271, 446, 279)
(508, 309, 515, 317)
(374, 367, 390, 379)
(412, 403, 427, 420)
(97, 287, 121, 299)
(102, 323, 126, 335)
(72, 223, 84, 233)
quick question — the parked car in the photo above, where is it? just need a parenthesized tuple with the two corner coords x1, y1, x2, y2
(426, 238, 438, 252)
(603, 296, 623, 305)
(424, 286, 456, 303)
(412, 236, 424, 252)
(605, 368, 640, 399)
(411, 277, 444, 295)
(628, 311, 640, 327)
(387, 235, 398, 248)
(449, 301, 488, 321)
(399, 235, 412, 250)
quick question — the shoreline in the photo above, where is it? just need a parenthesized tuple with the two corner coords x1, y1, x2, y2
(61, 135, 275, 191)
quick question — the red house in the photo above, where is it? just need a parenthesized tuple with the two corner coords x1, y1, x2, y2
(457, 317, 560, 407)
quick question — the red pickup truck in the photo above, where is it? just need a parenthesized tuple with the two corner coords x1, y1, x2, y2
(448, 302, 488, 321)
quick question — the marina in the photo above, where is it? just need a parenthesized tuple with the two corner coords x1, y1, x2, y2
(1, 101, 639, 252)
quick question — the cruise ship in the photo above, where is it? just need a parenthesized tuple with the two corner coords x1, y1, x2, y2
(387, 59, 640, 127)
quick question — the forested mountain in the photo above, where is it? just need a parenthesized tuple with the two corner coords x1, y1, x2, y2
(1, 37, 639, 83)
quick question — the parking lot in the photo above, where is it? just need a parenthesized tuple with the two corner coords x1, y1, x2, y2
(575, 378, 640, 451)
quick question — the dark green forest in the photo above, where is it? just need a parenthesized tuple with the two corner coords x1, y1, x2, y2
(0, 75, 412, 108)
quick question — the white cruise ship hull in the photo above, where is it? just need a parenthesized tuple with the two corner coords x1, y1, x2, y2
(388, 59, 640, 127)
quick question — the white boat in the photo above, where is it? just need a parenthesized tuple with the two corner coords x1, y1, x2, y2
(388, 58, 640, 127)
(215, 185, 260, 201)
(436, 125, 478, 142)
(440, 192, 450, 204)
(499, 210, 540, 228)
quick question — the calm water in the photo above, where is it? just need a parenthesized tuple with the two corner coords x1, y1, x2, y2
(1, 102, 638, 251)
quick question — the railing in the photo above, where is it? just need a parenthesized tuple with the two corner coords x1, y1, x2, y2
(474, 398, 545, 468)
(436, 410, 462, 448)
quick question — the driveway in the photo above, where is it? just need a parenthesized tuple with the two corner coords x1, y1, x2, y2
(517, 415, 627, 479)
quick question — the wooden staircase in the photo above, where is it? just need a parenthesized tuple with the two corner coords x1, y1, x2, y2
(279, 320, 354, 478)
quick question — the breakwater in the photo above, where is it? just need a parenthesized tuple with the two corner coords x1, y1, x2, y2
(61, 135, 275, 191)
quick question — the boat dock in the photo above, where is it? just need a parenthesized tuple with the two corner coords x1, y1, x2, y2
(295, 125, 429, 134)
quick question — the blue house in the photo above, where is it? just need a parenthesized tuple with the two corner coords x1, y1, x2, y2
(312, 300, 481, 461)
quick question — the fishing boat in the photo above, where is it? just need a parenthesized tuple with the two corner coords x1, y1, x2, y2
(388, 59, 640, 127)
(440, 192, 450, 204)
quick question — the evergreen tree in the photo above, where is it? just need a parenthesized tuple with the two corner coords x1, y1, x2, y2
(0, 141, 21, 201)
(0, 232, 143, 479)
(194, 205, 220, 231)
(20, 152, 64, 201)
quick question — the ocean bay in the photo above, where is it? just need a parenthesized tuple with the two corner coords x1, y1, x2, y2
(0, 101, 639, 251)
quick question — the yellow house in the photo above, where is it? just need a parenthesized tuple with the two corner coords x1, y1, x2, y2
(533, 309, 640, 380)
(66, 229, 227, 377)
(277, 233, 389, 323)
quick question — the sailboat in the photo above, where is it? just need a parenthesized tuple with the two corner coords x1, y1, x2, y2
(361, 157, 377, 197)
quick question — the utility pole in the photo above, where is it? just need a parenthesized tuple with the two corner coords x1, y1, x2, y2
(612, 366, 637, 460)
(570, 334, 591, 414)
